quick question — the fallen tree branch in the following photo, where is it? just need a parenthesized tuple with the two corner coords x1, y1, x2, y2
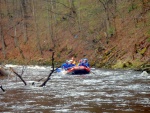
(10, 67, 27, 86)
(0, 85, 5, 92)
(39, 52, 55, 87)
(31, 65, 61, 86)
(20, 66, 26, 75)
(38, 78, 44, 82)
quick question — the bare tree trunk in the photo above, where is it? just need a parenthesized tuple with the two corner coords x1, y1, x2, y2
(51, 0, 57, 25)
(76, 0, 81, 34)
(105, 1, 111, 37)
(112, 0, 117, 37)
(48, 0, 56, 49)
(32, 0, 43, 55)
(14, 26, 18, 47)
(14, 25, 25, 59)
(98, 0, 111, 43)
(20, 0, 28, 44)
(79, 0, 81, 30)
(13, 0, 18, 47)
(4, 0, 11, 19)
(114, 0, 117, 12)
(68, 0, 71, 7)
(47, 0, 55, 49)
(68, 0, 79, 38)
(69, 0, 76, 17)
(0, 26, 7, 59)
(47, 0, 51, 49)
(0, 2, 7, 59)
(22, 20, 28, 44)
(13, 0, 25, 59)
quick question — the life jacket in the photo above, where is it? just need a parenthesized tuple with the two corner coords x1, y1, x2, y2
(61, 63, 69, 69)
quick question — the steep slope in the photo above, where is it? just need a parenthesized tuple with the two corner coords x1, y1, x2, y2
(0, 0, 149, 70)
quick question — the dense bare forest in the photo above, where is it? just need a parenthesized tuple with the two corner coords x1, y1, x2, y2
(0, 0, 150, 70)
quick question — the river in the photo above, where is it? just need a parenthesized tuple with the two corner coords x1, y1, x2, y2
(0, 64, 150, 113)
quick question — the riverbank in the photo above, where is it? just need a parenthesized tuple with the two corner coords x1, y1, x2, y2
(1, 57, 150, 74)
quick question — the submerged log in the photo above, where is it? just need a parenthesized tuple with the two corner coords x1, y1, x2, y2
(0, 85, 5, 92)
(10, 67, 27, 85)
(39, 52, 55, 87)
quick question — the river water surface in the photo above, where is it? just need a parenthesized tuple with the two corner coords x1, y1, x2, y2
(0, 65, 150, 113)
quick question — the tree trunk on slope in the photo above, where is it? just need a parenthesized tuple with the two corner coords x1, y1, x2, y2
(47, 0, 55, 49)
(20, 0, 28, 44)
(0, 2, 7, 59)
(32, 0, 43, 55)
(0, 26, 7, 59)
(98, 0, 111, 43)
(13, 0, 25, 59)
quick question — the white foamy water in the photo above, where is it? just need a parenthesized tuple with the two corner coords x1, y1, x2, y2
(0, 65, 150, 112)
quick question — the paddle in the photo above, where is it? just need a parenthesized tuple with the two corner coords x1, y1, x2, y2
(55, 67, 62, 73)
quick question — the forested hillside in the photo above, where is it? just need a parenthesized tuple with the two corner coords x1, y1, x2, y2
(0, 0, 150, 70)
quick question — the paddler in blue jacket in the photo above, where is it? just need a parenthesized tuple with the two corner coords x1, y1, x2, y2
(67, 60, 76, 70)
(61, 60, 69, 70)
(78, 58, 90, 68)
